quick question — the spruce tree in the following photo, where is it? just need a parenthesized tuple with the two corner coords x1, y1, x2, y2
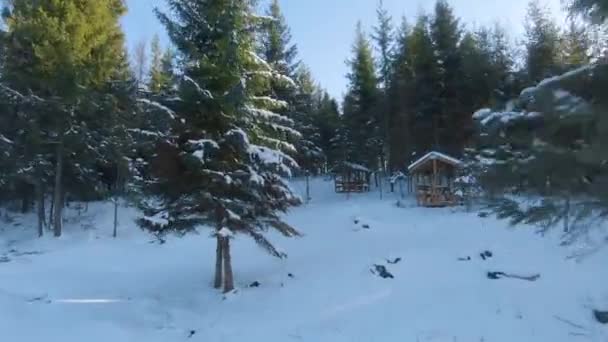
(431, 0, 468, 154)
(560, 20, 592, 68)
(314, 92, 342, 170)
(473, 62, 608, 242)
(143, 0, 301, 293)
(148, 35, 175, 94)
(343, 22, 380, 168)
(567, 0, 608, 23)
(524, 0, 562, 82)
(407, 14, 441, 156)
(372, 0, 395, 171)
(260, 0, 323, 173)
(373, 0, 395, 89)
(1, 0, 129, 237)
(387, 17, 413, 170)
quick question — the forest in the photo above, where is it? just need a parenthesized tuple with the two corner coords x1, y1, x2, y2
(0, 0, 607, 303)
(1, 0, 608, 341)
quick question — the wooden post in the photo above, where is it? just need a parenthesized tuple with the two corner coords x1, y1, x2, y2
(432, 159, 437, 206)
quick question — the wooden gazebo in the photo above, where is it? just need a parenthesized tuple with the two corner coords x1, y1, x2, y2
(408, 151, 463, 207)
(332, 162, 371, 193)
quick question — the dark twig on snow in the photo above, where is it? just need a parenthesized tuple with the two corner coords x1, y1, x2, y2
(553, 315, 589, 331)
(371, 265, 394, 279)
(386, 257, 402, 264)
(487, 272, 540, 281)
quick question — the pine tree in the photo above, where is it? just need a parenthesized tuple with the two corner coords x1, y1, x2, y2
(489, 23, 518, 106)
(373, 0, 395, 89)
(560, 20, 592, 68)
(148, 34, 175, 94)
(260, 0, 323, 173)
(473, 62, 608, 242)
(431, 0, 468, 154)
(407, 14, 441, 156)
(567, 0, 608, 23)
(524, 0, 562, 82)
(387, 17, 413, 171)
(144, 0, 301, 293)
(1, 0, 129, 237)
(343, 22, 380, 168)
(314, 92, 342, 170)
(372, 0, 395, 171)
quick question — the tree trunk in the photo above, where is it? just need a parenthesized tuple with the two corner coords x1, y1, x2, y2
(35, 178, 45, 238)
(378, 171, 383, 200)
(113, 198, 119, 238)
(222, 237, 234, 293)
(53, 143, 63, 237)
(113, 164, 121, 238)
(305, 171, 310, 204)
(214, 235, 223, 289)
(564, 196, 571, 233)
(48, 189, 54, 230)
(21, 190, 31, 213)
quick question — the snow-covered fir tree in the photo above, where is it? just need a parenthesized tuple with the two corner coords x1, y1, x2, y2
(260, 0, 324, 174)
(139, 0, 302, 293)
(472, 62, 608, 242)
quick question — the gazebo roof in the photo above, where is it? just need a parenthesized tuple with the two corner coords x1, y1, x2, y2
(408, 151, 463, 172)
(332, 161, 371, 174)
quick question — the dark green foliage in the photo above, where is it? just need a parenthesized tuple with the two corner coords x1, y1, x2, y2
(524, 0, 562, 83)
(138, 0, 302, 275)
(474, 63, 608, 241)
(343, 22, 381, 168)
(567, 0, 608, 23)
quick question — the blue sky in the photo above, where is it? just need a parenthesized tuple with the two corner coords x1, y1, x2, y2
(121, 0, 565, 100)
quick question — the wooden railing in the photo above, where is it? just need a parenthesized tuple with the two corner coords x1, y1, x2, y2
(335, 181, 369, 193)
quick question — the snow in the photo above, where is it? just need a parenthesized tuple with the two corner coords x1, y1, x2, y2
(553, 89, 571, 100)
(1, 179, 608, 342)
(0, 134, 13, 144)
(248, 144, 298, 175)
(248, 51, 272, 71)
(137, 99, 176, 120)
(246, 106, 294, 125)
(408, 151, 463, 171)
(538, 64, 595, 88)
(142, 210, 170, 228)
(183, 76, 213, 99)
(472, 108, 492, 120)
(188, 139, 220, 161)
(217, 227, 234, 238)
(341, 162, 371, 173)
(478, 111, 542, 126)
(250, 96, 289, 109)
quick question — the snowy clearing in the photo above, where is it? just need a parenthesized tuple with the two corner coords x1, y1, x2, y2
(1, 179, 607, 342)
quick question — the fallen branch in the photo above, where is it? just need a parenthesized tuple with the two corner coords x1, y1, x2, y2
(487, 272, 541, 281)
(554, 315, 589, 331)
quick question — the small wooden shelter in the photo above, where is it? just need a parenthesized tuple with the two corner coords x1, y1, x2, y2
(408, 151, 463, 207)
(333, 162, 371, 193)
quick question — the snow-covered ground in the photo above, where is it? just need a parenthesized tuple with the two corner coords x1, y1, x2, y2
(1, 178, 607, 341)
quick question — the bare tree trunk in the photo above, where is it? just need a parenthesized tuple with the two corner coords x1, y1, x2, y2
(112, 165, 120, 238)
(53, 143, 63, 237)
(378, 171, 383, 200)
(214, 235, 223, 289)
(222, 237, 234, 293)
(48, 188, 54, 230)
(35, 178, 45, 238)
(113, 198, 119, 238)
(305, 171, 310, 204)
